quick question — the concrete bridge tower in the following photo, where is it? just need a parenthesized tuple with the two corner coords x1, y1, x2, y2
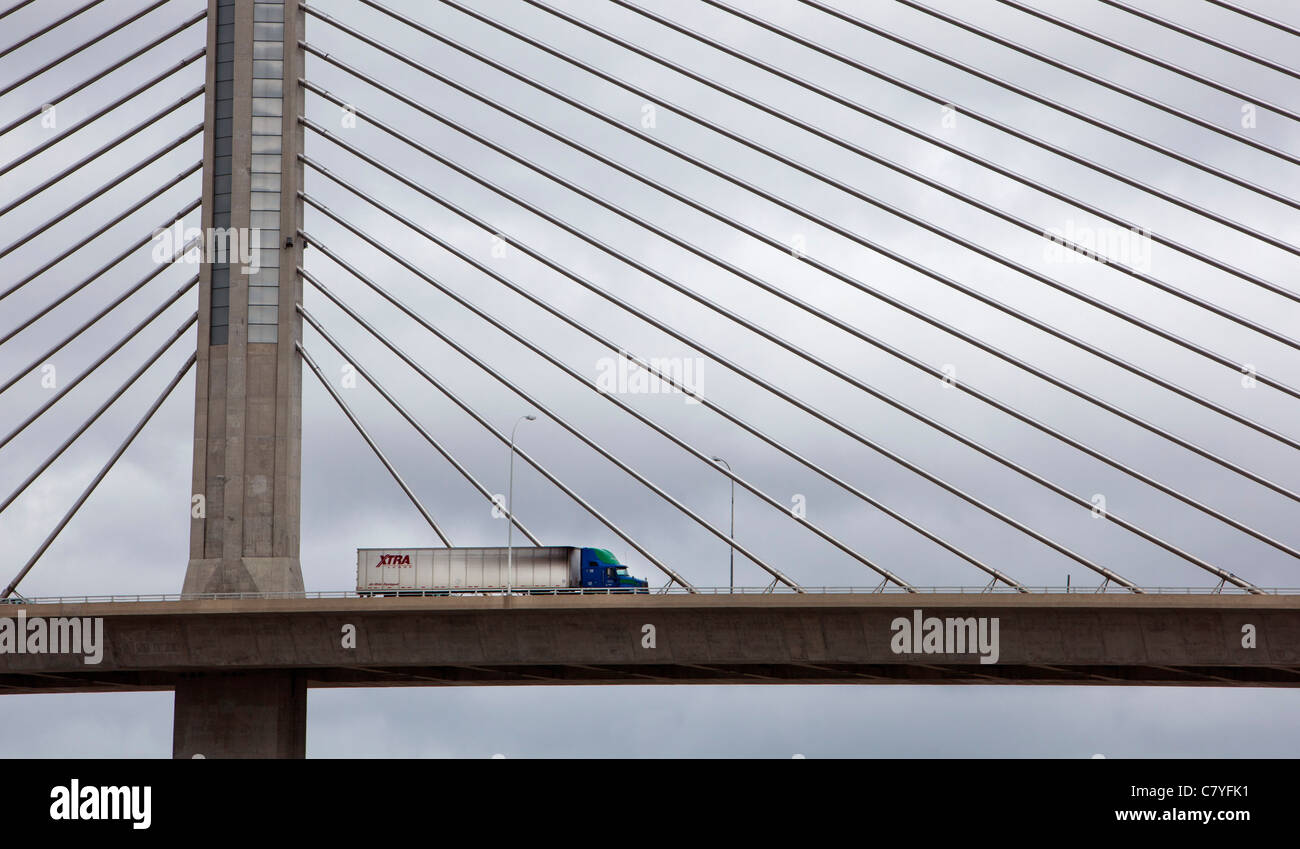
(184, 0, 305, 595)
(174, 0, 308, 758)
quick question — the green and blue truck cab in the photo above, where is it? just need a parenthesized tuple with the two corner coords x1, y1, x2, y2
(580, 547, 649, 592)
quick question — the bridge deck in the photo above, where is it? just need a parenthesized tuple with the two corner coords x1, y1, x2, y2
(1, 594, 1297, 692)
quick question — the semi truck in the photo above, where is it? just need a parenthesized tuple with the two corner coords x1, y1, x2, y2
(356, 546, 650, 595)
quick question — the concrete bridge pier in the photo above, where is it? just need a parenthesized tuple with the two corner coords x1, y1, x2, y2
(173, 671, 306, 758)
(173, 0, 308, 758)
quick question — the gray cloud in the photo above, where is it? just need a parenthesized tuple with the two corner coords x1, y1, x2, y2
(1, 0, 1299, 756)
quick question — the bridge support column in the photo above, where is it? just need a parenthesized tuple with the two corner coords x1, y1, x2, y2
(184, 0, 307, 596)
(173, 671, 306, 758)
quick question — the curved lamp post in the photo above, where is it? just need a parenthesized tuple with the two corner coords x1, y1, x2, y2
(711, 456, 734, 594)
(506, 414, 536, 594)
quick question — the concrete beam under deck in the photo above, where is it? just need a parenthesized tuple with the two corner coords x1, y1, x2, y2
(4, 594, 1295, 756)
(0, 593, 1295, 692)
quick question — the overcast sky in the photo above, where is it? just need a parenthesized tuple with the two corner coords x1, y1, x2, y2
(1, 0, 1298, 757)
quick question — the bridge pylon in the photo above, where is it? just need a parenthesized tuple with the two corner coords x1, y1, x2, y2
(177, 0, 307, 758)
(184, 0, 305, 595)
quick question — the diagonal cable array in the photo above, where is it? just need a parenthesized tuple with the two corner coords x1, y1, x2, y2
(0, 0, 181, 98)
(988, 0, 1300, 123)
(1207, 0, 1300, 38)
(0, 7, 206, 137)
(303, 13, 1042, 591)
(298, 276, 698, 592)
(0, 1, 38, 24)
(298, 339, 454, 547)
(0, 49, 205, 181)
(696, 0, 1300, 259)
(0, 0, 205, 594)
(298, 120, 1295, 579)
(0, 127, 201, 264)
(524, 0, 1300, 387)
(1050, 1, 1300, 82)
(581, 0, 1300, 326)
(789, 0, 1300, 206)
(298, 22, 1300, 551)
(300, 206, 809, 591)
(9, 0, 1289, 594)
(290, 0, 1298, 593)
(299, 306, 542, 549)
(326, 2, 1299, 446)
(304, 6, 1300, 507)
(1, 352, 196, 599)
(903, 0, 1300, 136)
(301, 233, 1009, 589)
(0, 0, 110, 62)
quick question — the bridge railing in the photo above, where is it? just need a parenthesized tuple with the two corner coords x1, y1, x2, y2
(2, 586, 1297, 604)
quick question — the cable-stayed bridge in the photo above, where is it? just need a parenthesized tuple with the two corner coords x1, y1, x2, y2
(0, 0, 1297, 757)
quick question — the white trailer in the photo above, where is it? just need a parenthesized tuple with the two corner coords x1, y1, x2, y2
(357, 546, 581, 593)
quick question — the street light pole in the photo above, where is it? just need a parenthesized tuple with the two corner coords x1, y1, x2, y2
(711, 456, 734, 594)
(507, 414, 537, 595)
